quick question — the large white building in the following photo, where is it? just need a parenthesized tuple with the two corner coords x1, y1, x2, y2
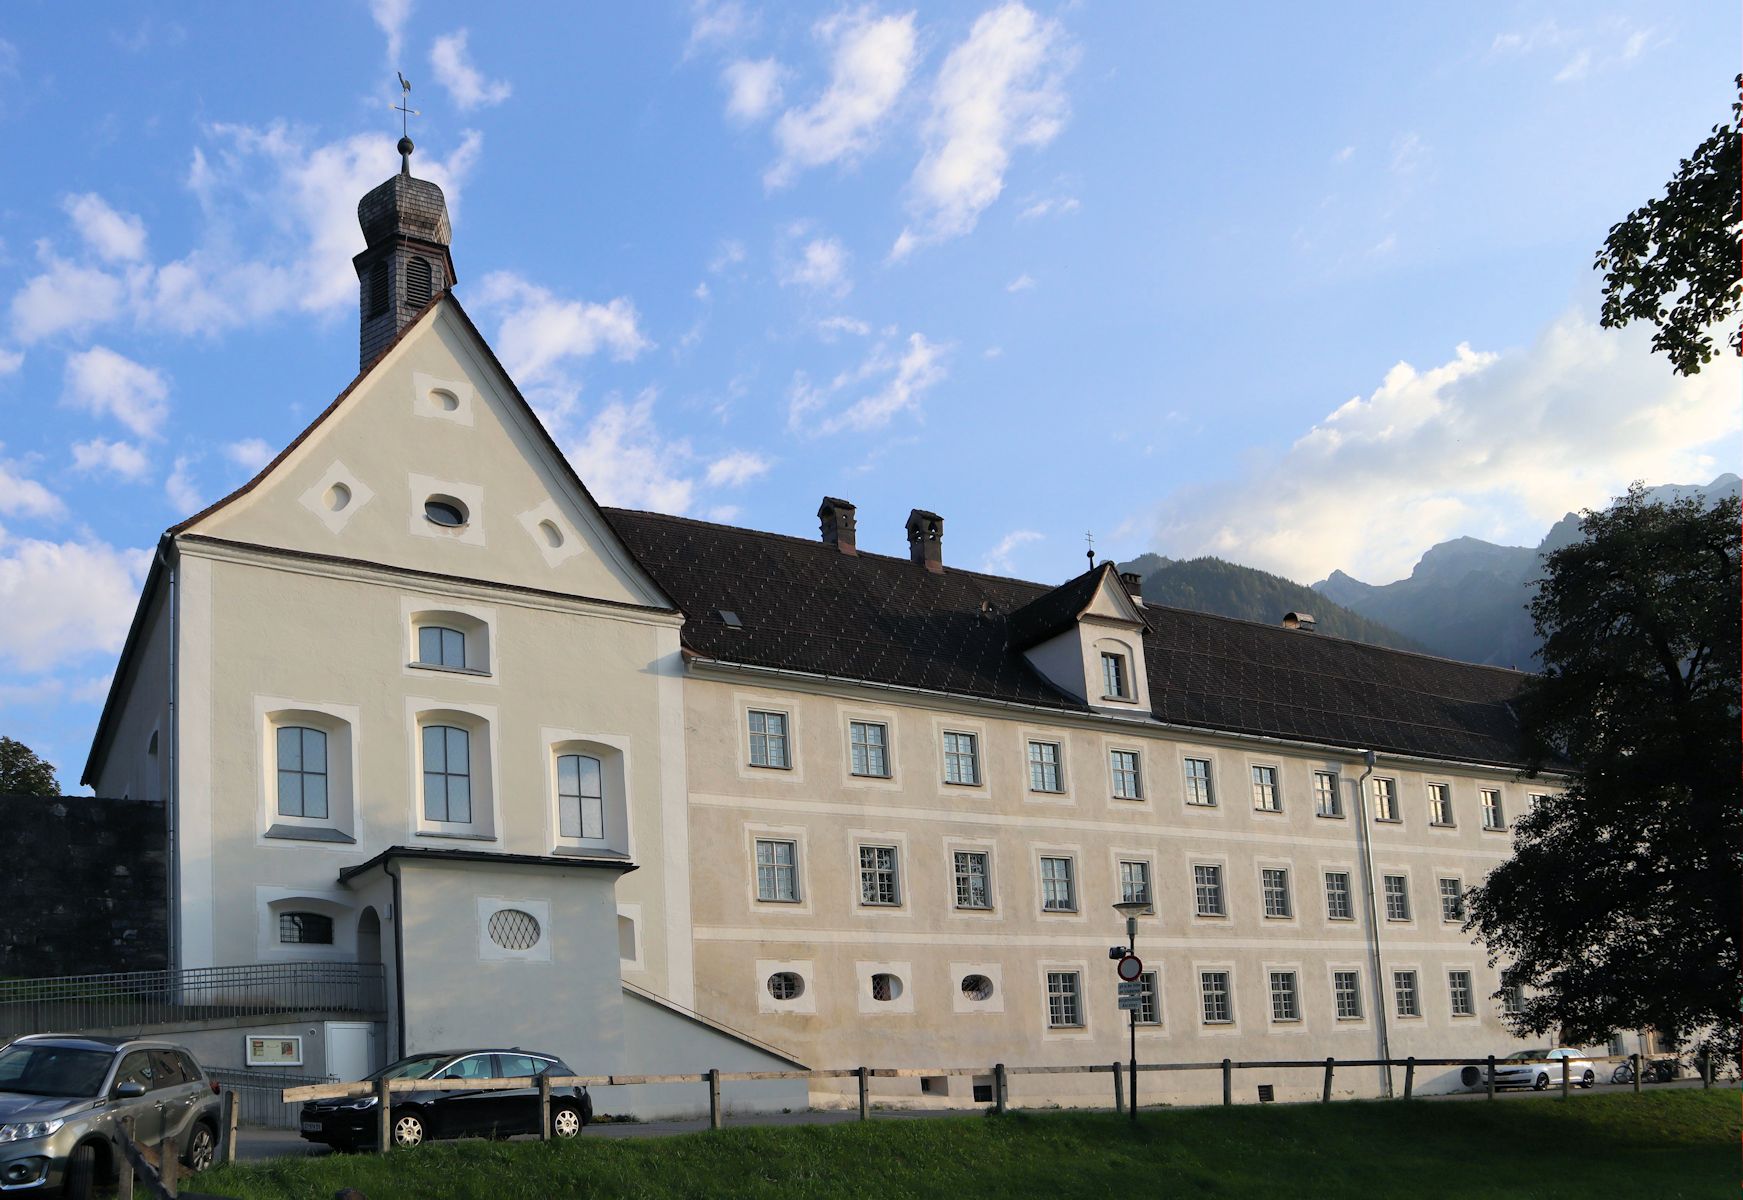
(80, 143, 1559, 1110)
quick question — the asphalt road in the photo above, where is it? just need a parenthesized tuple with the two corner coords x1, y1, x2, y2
(233, 1077, 1719, 1162)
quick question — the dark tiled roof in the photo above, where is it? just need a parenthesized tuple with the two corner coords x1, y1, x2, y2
(604, 509, 1532, 768)
(1005, 563, 1127, 649)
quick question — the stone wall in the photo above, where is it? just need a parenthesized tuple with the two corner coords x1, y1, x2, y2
(0, 795, 168, 978)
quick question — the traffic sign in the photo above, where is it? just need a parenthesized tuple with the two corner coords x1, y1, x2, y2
(1117, 996, 1145, 1011)
(1117, 981, 1144, 996)
(1115, 954, 1144, 982)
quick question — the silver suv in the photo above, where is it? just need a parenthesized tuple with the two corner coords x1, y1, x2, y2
(0, 1034, 222, 1197)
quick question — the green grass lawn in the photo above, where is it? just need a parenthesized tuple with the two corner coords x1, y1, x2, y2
(196, 1089, 1736, 1200)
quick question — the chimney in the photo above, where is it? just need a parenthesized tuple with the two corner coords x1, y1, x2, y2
(905, 509, 944, 573)
(1282, 611, 1317, 632)
(1119, 571, 1145, 606)
(818, 497, 858, 555)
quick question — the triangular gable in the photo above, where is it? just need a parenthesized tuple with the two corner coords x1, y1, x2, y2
(1080, 565, 1147, 628)
(1005, 563, 1143, 648)
(176, 293, 674, 612)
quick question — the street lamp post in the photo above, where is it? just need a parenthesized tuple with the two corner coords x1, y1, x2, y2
(1112, 900, 1152, 1121)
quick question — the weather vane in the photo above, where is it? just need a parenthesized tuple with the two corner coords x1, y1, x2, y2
(394, 72, 419, 138)
(1085, 530, 1096, 568)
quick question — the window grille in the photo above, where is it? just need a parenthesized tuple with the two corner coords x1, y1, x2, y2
(278, 912, 333, 945)
(487, 909, 540, 951)
(871, 973, 902, 1002)
(859, 845, 899, 905)
(953, 851, 990, 909)
(961, 974, 995, 1002)
(766, 972, 804, 1000)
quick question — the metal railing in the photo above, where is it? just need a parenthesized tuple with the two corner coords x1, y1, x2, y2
(0, 961, 386, 1040)
(210, 1068, 338, 1129)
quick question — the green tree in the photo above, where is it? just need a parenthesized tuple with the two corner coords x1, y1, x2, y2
(1594, 77, 1741, 375)
(1467, 486, 1741, 1056)
(0, 736, 61, 796)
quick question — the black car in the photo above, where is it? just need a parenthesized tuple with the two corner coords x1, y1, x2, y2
(299, 1049, 589, 1150)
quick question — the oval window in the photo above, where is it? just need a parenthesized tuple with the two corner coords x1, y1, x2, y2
(870, 973, 903, 1002)
(960, 974, 995, 1002)
(324, 483, 351, 512)
(766, 972, 805, 1001)
(424, 496, 468, 528)
(487, 909, 541, 951)
(538, 519, 564, 548)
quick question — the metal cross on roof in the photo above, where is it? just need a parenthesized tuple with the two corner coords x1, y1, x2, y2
(393, 72, 419, 138)
(1085, 530, 1096, 568)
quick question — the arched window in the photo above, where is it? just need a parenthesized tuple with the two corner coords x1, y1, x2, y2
(367, 260, 389, 318)
(557, 753, 604, 841)
(422, 725, 472, 823)
(417, 625, 466, 669)
(276, 726, 329, 819)
(405, 257, 434, 309)
(278, 911, 334, 945)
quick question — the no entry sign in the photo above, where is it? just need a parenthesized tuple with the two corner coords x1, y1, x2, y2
(1115, 954, 1144, 982)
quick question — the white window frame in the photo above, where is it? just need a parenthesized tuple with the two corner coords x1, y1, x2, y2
(1268, 970, 1301, 1023)
(1481, 788, 1506, 831)
(1323, 869, 1355, 921)
(849, 720, 892, 779)
(747, 709, 792, 770)
(1109, 747, 1143, 800)
(409, 700, 498, 842)
(1313, 769, 1343, 818)
(1447, 968, 1476, 1017)
(1393, 969, 1422, 1019)
(942, 730, 981, 787)
(1118, 859, 1152, 907)
(1260, 866, 1293, 919)
(1199, 969, 1234, 1025)
(1331, 968, 1364, 1021)
(1427, 781, 1455, 827)
(1038, 854, 1077, 913)
(1135, 969, 1162, 1026)
(1046, 969, 1085, 1029)
(1192, 862, 1226, 918)
(952, 849, 992, 911)
(1027, 740, 1065, 794)
(754, 838, 800, 903)
(1183, 756, 1216, 807)
(1382, 873, 1412, 922)
(1250, 764, 1281, 813)
(1100, 651, 1130, 700)
(857, 843, 902, 907)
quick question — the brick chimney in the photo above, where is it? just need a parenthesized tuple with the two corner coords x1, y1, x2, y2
(818, 497, 858, 555)
(905, 509, 944, 573)
(1119, 571, 1145, 606)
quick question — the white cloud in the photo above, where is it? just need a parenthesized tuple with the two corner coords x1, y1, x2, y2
(1332, 145, 1355, 164)
(816, 314, 871, 340)
(983, 345, 1003, 359)
(693, 281, 711, 301)
(709, 239, 747, 273)
(9, 253, 125, 344)
(1144, 310, 1743, 585)
(369, 0, 413, 63)
(766, 9, 918, 188)
(704, 450, 772, 487)
(62, 346, 169, 439)
(723, 58, 785, 122)
(223, 437, 274, 471)
(1005, 272, 1034, 293)
(0, 348, 20, 375)
(563, 391, 696, 514)
(981, 528, 1041, 573)
(687, 0, 751, 56)
(1389, 132, 1425, 175)
(893, 3, 1072, 256)
(1490, 16, 1654, 82)
(165, 454, 203, 513)
(0, 534, 150, 671)
(705, 504, 741, 523)
(430, 30, 511, 109)
(63, 193, 148, 263)
(0, 451, 64, 519)
(788, 330, 948, 436)
(474, 270, 650, 390)
(779, 233, 851, 295)
(1017, 194, 1079, 220)
(71, 438, 151, 482)
(1553, 50, 1591, 84)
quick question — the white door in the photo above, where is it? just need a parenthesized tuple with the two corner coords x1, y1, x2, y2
(325, 1021, 377, 1082)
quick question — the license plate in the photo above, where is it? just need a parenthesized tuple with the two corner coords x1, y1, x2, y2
(301, 1121, 323, 1133)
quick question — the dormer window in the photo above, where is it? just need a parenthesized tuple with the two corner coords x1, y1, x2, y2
(1100, 652, 1129, 699)
(418, 626, 466, 669)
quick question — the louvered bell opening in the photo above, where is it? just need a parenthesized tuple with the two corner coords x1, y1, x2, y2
(405, 256, 434, 310)
(367, 260, 390, 319)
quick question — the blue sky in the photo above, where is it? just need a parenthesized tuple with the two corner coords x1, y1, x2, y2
(0, 1, 1736, 786)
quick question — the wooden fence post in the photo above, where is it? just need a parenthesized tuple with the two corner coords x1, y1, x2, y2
(708, 1068, 723, 1130)
(116, 1116, 135, 1200)
(1630, 1053, 1641, 1095)
(1486, 1056, 1496, 1101)
(1111, 1061, 1124, 1114)
(1403, 1058, 1415, 1100)
(993, 1063, 1007, 1115)
(1321, 1057, 1334, 1102)
(1703, 1055, 1713, 1089)
(376, 1076, 392, 1154)
(1221, 1059, 1232, 1106)
(221, 1090, 239, 1163)
(538, 1074, 553, 1141)
(1560, 1057, 1569, 1099)
(158, 1133, 179, 1197)
(857, 1067, 870, 1121)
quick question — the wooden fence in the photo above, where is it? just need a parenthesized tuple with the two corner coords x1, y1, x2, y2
(279, 1051, 1711, 1154)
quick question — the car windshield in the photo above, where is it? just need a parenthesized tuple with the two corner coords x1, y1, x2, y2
(365, 1054, 452, 1083)
(0, 1044, 114, 1098)
(1506, 1050, 1550, 1060)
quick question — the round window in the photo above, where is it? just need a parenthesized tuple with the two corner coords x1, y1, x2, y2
(431, 388, 461, 412)
(537, 519, 564, 548)
(323, 482, 351, 512)
(960, 974, 995, 1002)
(870, 973, 903, 1002)
(424, 496, 468, 527)
(766, 971, 804, 1001)
(487, 909, 541, 951)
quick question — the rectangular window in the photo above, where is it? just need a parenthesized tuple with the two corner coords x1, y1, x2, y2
(556, 753, 604, 840)
(421, 724, 472, 824)
(275, 726, 329, 820)
(1314, 770, 1342, 817)
(1200, 971, 1232, 1024)
(1100, 652, 1128, 699)
(1046, 971, 1083, 1028)
(1439, 877, 1464, 922)
(1040, 856, 1076, 911)
(1251, 765, 1280, 812)
(1393, 970, 1420, 1018)
(278, 912, 334, 945)
(417, 625, 466, 669)
(1110, 750, 1143, 800)
(1383, 875, 1411, 921)
(1324, 871, 1354, 921)
(1372, 777, 1398, 821)
(754, 839, 798, 902)
(953, 850, 991, 910)
(942, 731, 980, 785)
(1183, 757, 1215, 806)
(747, 710, 789, 769)
(1135, 970, 1161, 1025)
(1448, 970, 1475, 1017)
(1481, 789, 1505, 830)
(1261, 868, 1292, 918)
(1428, 782, 1454, 826)
(1501, 984, 1523, 1015)
(1028, 741, 1063, 793)
(1118, 860, 1152, 906)
(849, 721, 890, 778)
(1333, 970, 1363, 1019)
(1269, 970, 1300, 1021)
(858, 845, 899, 905)
(1193, 864, 1225, 916)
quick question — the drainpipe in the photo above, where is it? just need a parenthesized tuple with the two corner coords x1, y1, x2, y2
(385, 859, 408, 1059)
(1353, 749, 1394, 1098)
(157, 539, 180, 977)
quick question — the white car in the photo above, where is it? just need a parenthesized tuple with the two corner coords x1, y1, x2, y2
(1487, 1047, 1597, 1090)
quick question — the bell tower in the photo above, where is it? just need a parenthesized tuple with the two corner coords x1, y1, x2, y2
(353, 133, 456, 370)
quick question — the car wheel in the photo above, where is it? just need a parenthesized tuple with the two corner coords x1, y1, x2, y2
(62, 1143, 96, 1200)
(185, 1122, 217, 1172)
(551, 1102, 584, 1139)
(392, 1111, 426, 1149)
(1533, 1072, 1549, 1090)
(1580, 1069, 1595, 1089)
